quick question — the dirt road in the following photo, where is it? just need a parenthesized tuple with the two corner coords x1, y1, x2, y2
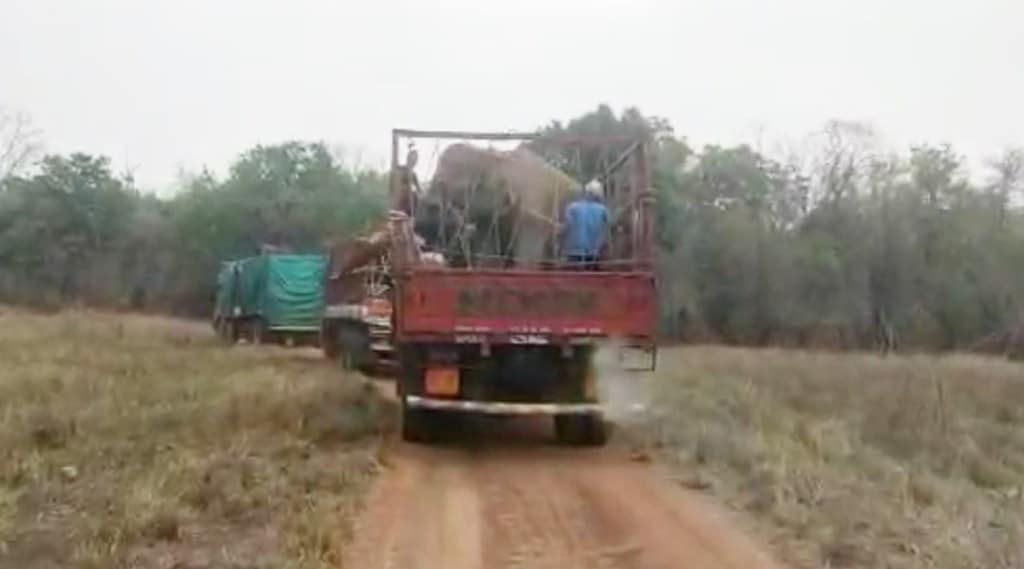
(342, 418, 783, 569)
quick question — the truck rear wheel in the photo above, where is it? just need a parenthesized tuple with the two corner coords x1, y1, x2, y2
(401, 402, 437, 443)
(214, 318, 226, 342)
(217, 319, 238, 345)
(555, 413, 608, 446)
(336, 323, 371, 371)
(321, 323, 339, 360)
(250, 318, 266, 345)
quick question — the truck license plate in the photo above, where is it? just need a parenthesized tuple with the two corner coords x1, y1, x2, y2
(425, 367, 459, 396)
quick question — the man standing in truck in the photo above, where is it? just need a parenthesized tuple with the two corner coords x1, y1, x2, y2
(562, 179, 608, 270)
(396, 143, 421, 216)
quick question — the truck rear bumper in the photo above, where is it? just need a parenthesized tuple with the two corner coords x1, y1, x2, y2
(268, 326, 320, 332)
(405, 395, 601, 415)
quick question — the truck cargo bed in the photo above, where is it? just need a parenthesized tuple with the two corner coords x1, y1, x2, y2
(395, 269, 655, 343)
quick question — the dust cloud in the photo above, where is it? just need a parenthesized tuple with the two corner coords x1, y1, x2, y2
(591, 339, 656, 424)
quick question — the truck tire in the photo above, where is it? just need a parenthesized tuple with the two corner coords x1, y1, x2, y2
(218, 319, 238, 345)
(321, 323, 339, 360)
(401, 401, 437, 443)
(555, 413, 608, 446)
(337, 323, 371, 372)
(214, 318, 227, 342)
(250, 318, 267, 345)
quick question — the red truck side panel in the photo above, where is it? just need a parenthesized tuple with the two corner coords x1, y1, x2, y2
(396, 270, 656, 341)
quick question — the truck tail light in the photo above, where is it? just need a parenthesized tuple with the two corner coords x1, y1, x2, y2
(425, 367, 459, 396)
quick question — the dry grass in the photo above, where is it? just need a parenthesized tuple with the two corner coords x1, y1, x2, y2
(641, 346, 1024, 569)
(0, 307, 393, 569)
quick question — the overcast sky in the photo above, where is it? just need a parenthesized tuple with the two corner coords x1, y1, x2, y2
(2, 0, 1021, 192)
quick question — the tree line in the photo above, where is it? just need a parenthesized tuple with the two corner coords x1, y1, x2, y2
(0, 138, 388, 313)
(1, 106, 1022, 352)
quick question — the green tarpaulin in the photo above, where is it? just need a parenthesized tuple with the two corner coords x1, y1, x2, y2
(215, 254, 326, 330)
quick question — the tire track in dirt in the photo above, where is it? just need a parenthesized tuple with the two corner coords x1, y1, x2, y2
(341, 417, 784, 569)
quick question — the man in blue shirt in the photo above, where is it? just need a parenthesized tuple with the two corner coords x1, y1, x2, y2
(562, 180, 608, 270)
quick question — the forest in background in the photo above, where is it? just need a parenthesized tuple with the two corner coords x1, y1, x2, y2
(1, 105, 1022, 352)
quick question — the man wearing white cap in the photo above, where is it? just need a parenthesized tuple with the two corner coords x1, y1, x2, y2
(561, 179, 608, 270)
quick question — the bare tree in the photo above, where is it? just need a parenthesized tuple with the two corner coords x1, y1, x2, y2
(770, 120, 878, 217)
(812, 120, 878, 209)
(0, 108, 42, 180)
(987, 147, 1024, 225)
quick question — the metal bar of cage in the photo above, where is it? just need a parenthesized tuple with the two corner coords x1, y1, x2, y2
(392, 128, 644, 146)
(393, 129, 538, 141)
(389, 128, 653, 270)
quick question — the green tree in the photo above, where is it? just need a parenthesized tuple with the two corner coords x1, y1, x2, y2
(0, 154, 135, 302)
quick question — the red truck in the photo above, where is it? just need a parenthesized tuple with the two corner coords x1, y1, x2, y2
(321, 227, 395, 372)
(389, 129, 657, 445)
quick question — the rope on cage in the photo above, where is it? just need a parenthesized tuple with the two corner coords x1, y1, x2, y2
(486, 192, 503, 266)
(550, 179, 565, 266)
(458, 161, 488, 268)
(596, 143, 615, 261)
(366, 256, 390, 297)
(501, 199, 523, 266)
(430, 139, 447, 253)
(455, 211, 472, 268)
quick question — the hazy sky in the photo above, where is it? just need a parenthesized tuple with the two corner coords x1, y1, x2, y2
(2, 0, 1021, 192)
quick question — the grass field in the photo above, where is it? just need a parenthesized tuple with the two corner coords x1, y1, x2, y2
(643, 347, 1024, 569)
(4, 309, 1023, 569)
(0, 309, 390, 569)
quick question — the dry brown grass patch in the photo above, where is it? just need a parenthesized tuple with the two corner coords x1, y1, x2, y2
(642, 346, 1024, 569)
(0, 309, 392, 568)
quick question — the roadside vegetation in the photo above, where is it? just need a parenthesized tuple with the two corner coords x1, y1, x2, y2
(643, 346, 1024, 569)
(0, 308, 391, 569)
(3, 106, 1022, 354)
